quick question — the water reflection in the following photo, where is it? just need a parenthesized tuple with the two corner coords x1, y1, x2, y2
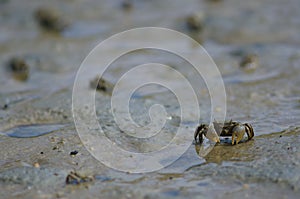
(0, 123, 69, 138)
(195, 140, 256, 164)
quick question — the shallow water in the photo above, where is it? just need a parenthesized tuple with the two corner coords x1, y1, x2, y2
(0, 123, 68, 138)
(0, 0, 300, 198)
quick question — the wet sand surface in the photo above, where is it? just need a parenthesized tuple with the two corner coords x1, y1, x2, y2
(0, 0, 300, 198)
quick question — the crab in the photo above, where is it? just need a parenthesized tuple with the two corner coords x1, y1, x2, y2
(194, 120, 254, 145)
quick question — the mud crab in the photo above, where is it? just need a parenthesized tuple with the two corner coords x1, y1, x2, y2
(194, 120, 254, 145)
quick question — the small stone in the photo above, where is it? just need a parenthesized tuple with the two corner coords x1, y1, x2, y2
(121, 0, 133, 10)
(70, 150, 78, 156)
(33, 162, 40, 168)
(239, 54, 258, 71)
(185, 13, 205, 32)
(215, 107, 222, 112)
(3, 104, 8, 110)
(65, 171, 94, 185)
(7, 57, 29, 81)
(90, 76, 113, 94)
(52, 145, 59, 150)
(243, 184, 249, 189)
(34, 7, 69, 33)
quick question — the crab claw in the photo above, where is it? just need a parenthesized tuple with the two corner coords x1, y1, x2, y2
(231, 124, 246, 145)
(206, 124, 220, 143)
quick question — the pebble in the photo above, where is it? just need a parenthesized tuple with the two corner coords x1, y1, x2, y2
(34, 7, 69, 33)
(7, 57, 29, 81)
(121, 0, 133, 10)
(70, 150, 78, 156)
(33, 162, 40, 168)
(65, 171, 94, 185)
(185, 13, 205, 32)
(243, 183, 250, 189)
(239, 54, 258, 71)
(90, 76, 113, 94)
